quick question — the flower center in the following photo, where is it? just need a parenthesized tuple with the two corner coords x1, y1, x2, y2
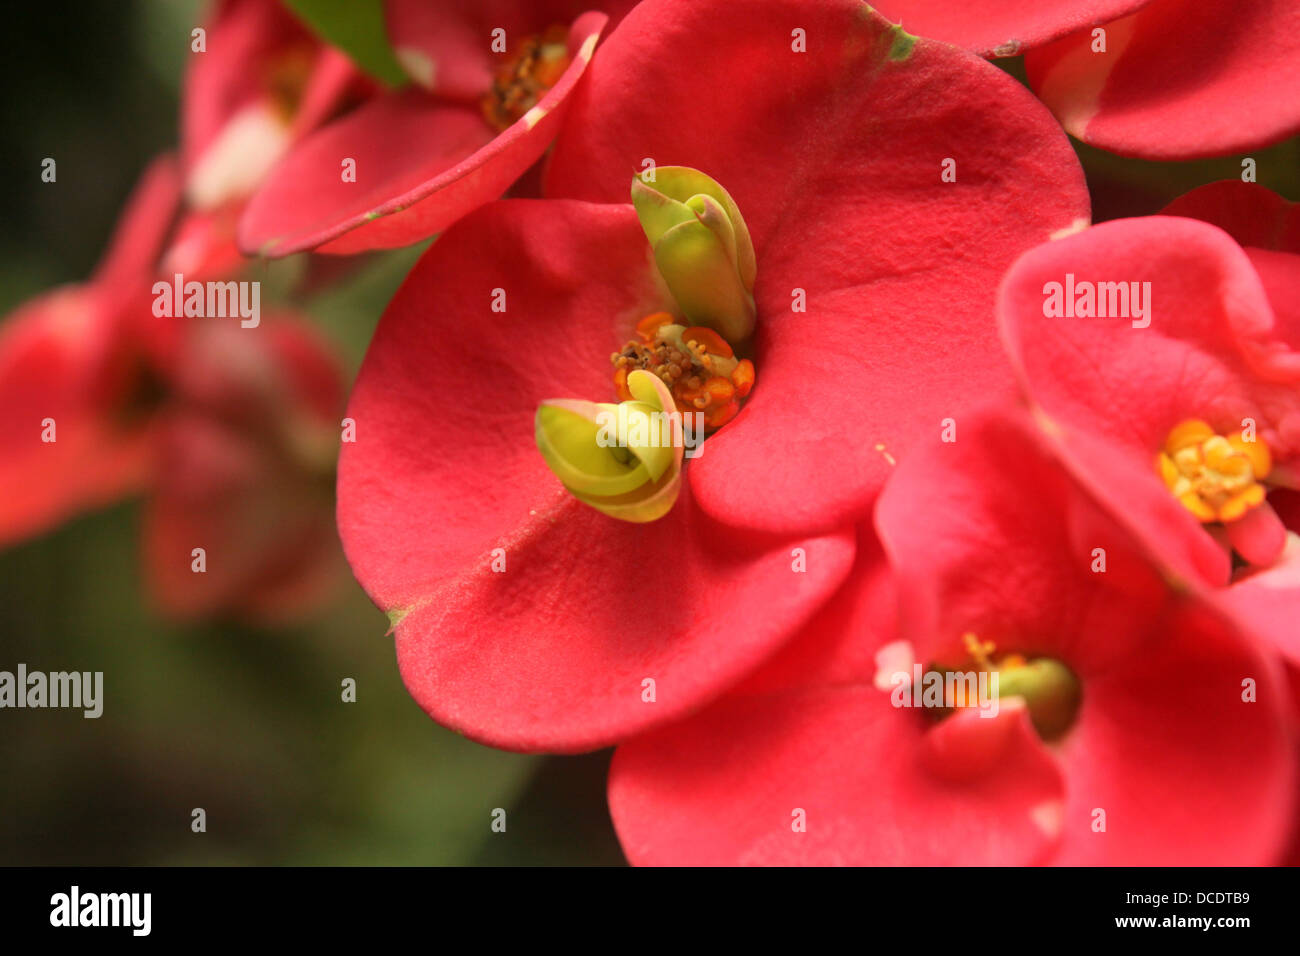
(929, 634, 1081, 742)
(481, 25, 571, 131)
(612, 313, 756, 431)
(266, 46, 317, 125)
(1158, 418, 1272, 523)
(534, 167, 756, 522)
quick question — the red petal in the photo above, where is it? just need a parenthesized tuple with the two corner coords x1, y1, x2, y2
(338, 199, 855, 751)
(875, 408, 1228, 672)
(1225, 501, 1288, 567)
(545, 0, 1089, 535)
(612, 409, 1294, 865)
(1161, 181, 1300, 254)
(0, 290, 154, 546)
(160, 204, 248, 282)
(869, 0, 1150, 57)
(182, 0, 317, 196)
(1051, 599, 1295, 864)
(384, 0, 637, 96)
(1000, 216, 1300, 473)
(1025, 0, 1300, 159)
(610, 690, 1063, 865)
(238, 13, 609, 256)
(1217, 534, 1300, 666)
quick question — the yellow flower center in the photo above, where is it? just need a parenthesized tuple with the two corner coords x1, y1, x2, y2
(1157, 419, 1272, 523)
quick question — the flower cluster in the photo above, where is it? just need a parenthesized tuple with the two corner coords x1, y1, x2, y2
(324, 0, 1299, 863)
(6, 0, 1298, 865)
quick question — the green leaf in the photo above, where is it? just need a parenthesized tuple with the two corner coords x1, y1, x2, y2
(282, 0, 408, 88)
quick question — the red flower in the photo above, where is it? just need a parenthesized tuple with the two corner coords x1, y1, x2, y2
(608, 411, 1295, 865)
(1024, 0, 1300, 159)
(998, 200, 1300, 663)
(170, 0, 373, 277)
(337, 0, 1088, 751)
(0, 155, 182, 547)
(235, 1, 637, 257)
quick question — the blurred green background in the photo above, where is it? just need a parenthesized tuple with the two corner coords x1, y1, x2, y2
(0, 2, 1295, 866)
(0, 0, 622, 866)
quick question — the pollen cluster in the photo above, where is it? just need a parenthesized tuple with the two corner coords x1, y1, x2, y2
(1158, 419, 1271, 523)
(481, 25, 571, 131)
(611, 312, 755, 430)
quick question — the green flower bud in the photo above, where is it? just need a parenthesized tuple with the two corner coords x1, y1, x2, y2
(534, 369, 684, 522)
(995, 658, 1082, 742)
(631, 166, 756, 345)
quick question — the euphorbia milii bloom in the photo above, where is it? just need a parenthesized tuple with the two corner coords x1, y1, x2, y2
(608, 411, 1295, 865)
(337, 0, 1088, 751)
(169, 0, 373, 277)
(1023, 0, 1300, 159)
(236, 0, 637, 257)
(998, 207, 1300, 662)
(0, 155, 182, 547)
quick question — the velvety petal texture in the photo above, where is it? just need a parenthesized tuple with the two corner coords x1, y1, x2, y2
(878, 413, 1293, 865)
(1025, 0, 1300, 159)
(1002, 205, 1300, 666)
(1000, 216, 1300, 476)
(869, 0, 1150, 58)
(238, 13, 609, 256)
(338, 200, 855, 752)
(545, 0, 1090, 535)
(611, 410, 1295, 864)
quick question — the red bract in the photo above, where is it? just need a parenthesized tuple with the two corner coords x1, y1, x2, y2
(1024, 0, 1300, 159)
(869, 0, 1149, 58)
(175, 0, 372, 274)
(337, 0, 1088, 751)
(0, 155, 182, 547)
(998, 210, 1300, 663)
(609, 411, 1295, 865)
(236, 1, 636, 257)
